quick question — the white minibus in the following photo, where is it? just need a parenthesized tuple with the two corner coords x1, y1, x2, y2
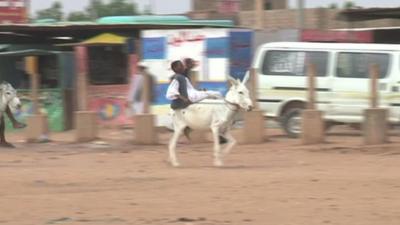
(249, 42, 400, 137)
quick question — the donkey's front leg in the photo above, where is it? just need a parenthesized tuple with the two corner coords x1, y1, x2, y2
(222, 131, 236, 156)
(168, 125, 185, 167)
(211, 126, 223, 167)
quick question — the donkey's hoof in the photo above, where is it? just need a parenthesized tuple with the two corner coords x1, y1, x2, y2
(169, 160, 180, 167)
(0, 142, 15, 148)
(214, 160, 224, 167)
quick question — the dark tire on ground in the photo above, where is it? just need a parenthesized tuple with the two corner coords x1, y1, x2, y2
(281, 108, 333, 138)
(281, 108, 303, 138)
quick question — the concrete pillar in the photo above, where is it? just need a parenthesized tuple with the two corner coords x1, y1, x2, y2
(301, 110, 324, 144)
(134, 114, 157, 144)
(363, 64, 388, 145)
(242, 68, 265, 144)
(74, 45, 97, 142)
(302, 64, 324, 144)
(25, 56, 48, 142)
(363, 108, 388, 145)
(75, 111, 98, 142)
(25, 114, 47, 142)
(128, 38, 158, 144)
(243, 109, 265, 144)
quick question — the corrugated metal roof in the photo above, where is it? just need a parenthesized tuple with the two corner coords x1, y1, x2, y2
(82, 33, 127, 45)
(0, 49, 59, 57)
(0, 44, 9, 50)
(96, 15, 190, 24)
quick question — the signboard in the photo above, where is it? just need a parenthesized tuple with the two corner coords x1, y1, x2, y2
(0, 0, 28, 24)
(217, 0, 240, 14)
(301, 29, 373, 43)
(141, 29, 230, 82)
(229, 31, 253, 80)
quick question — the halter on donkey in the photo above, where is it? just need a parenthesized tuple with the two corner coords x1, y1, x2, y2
(0, 82, 22, 147)
(168, 77, 253, 167)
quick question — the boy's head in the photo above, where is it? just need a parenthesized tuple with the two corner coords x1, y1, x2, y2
(184, 58, 195, 70)
(171, 60, 184, 74)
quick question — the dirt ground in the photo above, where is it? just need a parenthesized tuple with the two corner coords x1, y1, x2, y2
(1, 127, 400, 225)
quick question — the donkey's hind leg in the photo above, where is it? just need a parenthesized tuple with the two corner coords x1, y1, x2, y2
(168, 119, 186, 167)
(211, 126, 223, 167)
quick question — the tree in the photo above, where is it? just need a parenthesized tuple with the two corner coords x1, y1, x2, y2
(343, 1, 356, 9)
(85, 0, 138, 19)
(142, 4, 153, 15)
(36, 1, 63, 21)
(328, 3, 338, 9)
(67, 11, 92, 21)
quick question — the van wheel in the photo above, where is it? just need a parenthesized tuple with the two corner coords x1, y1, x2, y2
(281, 108, 303, 138)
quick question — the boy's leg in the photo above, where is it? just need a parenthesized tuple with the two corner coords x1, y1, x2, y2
(5, 106, 26, 129)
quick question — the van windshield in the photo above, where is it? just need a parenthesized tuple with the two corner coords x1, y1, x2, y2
(262, 50, 328, 77)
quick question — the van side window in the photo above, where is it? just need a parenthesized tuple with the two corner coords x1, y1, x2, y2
(336, 53, 389, 78)
(262, 50, 328, 77)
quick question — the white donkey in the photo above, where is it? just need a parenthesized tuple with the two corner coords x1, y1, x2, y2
(0, 82, 22, 147)
(0, 82, 21, 113)
(168, 77, 253, 167)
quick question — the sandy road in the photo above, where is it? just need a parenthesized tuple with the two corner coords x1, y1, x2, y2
(0, 128, 400, 225)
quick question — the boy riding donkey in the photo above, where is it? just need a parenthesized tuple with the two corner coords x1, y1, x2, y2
(166, 60, 228, 144)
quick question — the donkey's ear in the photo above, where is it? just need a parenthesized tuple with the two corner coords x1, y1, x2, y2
(227, 76, 238, 87)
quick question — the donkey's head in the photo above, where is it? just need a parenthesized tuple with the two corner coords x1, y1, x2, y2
(225, 77, 253, 111)
(0, 82, 21, 111)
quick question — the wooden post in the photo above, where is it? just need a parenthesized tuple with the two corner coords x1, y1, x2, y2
(25, 56, 39, 114)
(255, 0, 264, 30)
(128, 38, 157, 144)
(369, 64, 379, 108)
(25, 56, 48, 142)
(363, 63, 388, 145)
(242, 67, 265, 144)
(307, 63, 316, 110)
(249, 68, 259, 109)
(301, 63, 324, 144)
(141, 71, 150, 114)
(74, 45, 97, 142)
(75, 46, 89, 111)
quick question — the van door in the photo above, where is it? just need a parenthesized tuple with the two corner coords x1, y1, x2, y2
(257, 49, 332, 114)
(327, 51, 391, 123)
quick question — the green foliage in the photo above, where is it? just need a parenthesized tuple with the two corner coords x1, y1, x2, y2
(36, 1, 63, 21)
(142, 4, 153, 15)
(35, 0, 141, 22)
(328, 3, 338, 9)
(85, 0, 138, 19)
(343, 1, 356, 9)
(67, 11, 92, 21)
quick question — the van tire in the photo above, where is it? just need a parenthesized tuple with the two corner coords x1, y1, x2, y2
(281, 108, 303, 138)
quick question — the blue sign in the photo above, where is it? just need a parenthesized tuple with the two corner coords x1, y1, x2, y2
(142, 37, 166, 59)
(206, 37, 229, 58)
(229, 31, 253, 80)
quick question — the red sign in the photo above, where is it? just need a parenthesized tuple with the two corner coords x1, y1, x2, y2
(301, 29, 373, 43)
(0, 0, 28, 24)
(88, 85, 131, 126)
(217, 0, 240, 14)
